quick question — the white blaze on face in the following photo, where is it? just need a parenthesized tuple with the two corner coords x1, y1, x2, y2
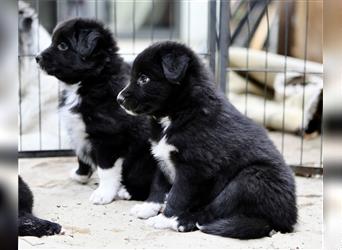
(89, 158, 124, 205)
(117, 82, 138, 116)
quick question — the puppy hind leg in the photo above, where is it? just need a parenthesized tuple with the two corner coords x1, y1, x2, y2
(90, 157, 123, 205)
(70, 158, 94, 184)
(196, 168, 283, 239)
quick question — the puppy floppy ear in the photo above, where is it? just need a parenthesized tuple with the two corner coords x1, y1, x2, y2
(78, 30, 101, 58)
(161, 53, 190, 84)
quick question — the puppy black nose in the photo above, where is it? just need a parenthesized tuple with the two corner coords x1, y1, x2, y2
(117, 94, 125, 105)
(24, 17, 33, 27)
(35, 55, 42, 64)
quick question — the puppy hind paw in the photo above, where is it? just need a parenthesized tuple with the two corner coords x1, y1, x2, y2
(116, 186, 131, 200)
(69, 167, 91, 184)
(130, 202, 162, 219)
(145, 214, 178, 231)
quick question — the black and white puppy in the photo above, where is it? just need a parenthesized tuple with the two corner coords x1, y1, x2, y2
(117, 41, 297, 239)
(36, 18, 157, 204)
(19, 176, 62, 237)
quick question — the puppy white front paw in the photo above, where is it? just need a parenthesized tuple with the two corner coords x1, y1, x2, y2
(89, 186, 117, 205)
(116, 186, 131, 200)
(69, 167, 91, 184)
(146, 214, 178, 231)
(130, 202, 162, 219)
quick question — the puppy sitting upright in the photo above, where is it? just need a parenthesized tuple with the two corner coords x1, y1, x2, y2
(118, 41, 297, 239)
(36, 18, 157, 204)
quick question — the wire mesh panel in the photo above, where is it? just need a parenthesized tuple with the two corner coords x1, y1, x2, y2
(217, 0, 323, 172)
(18, 0, 215, 156)
(18, 0, 323, 174)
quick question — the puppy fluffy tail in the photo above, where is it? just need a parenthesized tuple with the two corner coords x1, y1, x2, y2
(197, 214, 273, 239)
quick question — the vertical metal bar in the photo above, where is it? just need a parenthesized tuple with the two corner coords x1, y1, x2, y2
(169, 0, 174, 40)
(58, 80, 62, 149)
(36, 0, 42, 150)
(187, 0, 190, 46)
(281, 1, 289, 154)
(19, 57, 23, 151)
(57, 0, 61, 22)
(319, 120, 323, 168)
(263, 0, 270, 126)
(218, 0, 230, 92)
(95, 0, 98, 19)
(76, 0, 79, 17)
(151, 0, 155, 43)
(300, 0, 309, 166)
(113, 0, 117, 37)
(132, 0, 136, 54)
(57, 0, 62, 149)
(244, 1, 251, 115)
(208, 0, 217, 75)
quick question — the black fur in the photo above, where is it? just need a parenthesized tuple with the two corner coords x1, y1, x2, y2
(118, 41, 297, 239)
(19, 176, 62, 237)
(36, 18, 157, 201)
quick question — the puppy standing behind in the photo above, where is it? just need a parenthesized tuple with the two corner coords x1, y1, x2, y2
(36, 18, 158, 204)
(118, 41, 297, 239)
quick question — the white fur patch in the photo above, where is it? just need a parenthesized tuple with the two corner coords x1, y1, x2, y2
(195, 222, 203, 230)
(130, 202, 163, 219)
(116, 186, 131, 200)
(151, 136, 177, 183)
(60, 83, 95, 168)
(69, 167, 91, 184)
(119, 105, 138, 116)
(146, 214, 179, 231)
(160, 117, 171, 132)
(117, 83, 137, 116)
(89, 158, 123, 205)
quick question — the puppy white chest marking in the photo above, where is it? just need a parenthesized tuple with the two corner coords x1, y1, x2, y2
(60, 83, 94, 167)
(151, 117, 177, 183)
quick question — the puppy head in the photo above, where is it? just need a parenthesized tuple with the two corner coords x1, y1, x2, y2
(36, 18, 118, 84)
(117, 41, 194, 116)
(18, 1, 37, 33)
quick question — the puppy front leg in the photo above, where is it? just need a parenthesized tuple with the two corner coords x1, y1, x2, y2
(130, 168, 171, 219)
(146, 173, 200, 231)
(90, 153, 123, 205)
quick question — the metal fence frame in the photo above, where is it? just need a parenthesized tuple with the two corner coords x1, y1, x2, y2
(18, 0, 323, 176)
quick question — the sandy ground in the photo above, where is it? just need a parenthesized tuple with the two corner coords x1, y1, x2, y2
(19, 155, 322, 249)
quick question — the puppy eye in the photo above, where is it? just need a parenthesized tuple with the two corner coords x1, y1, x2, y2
(57, 42, 68, 51)
(137, 74, 150, 86)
